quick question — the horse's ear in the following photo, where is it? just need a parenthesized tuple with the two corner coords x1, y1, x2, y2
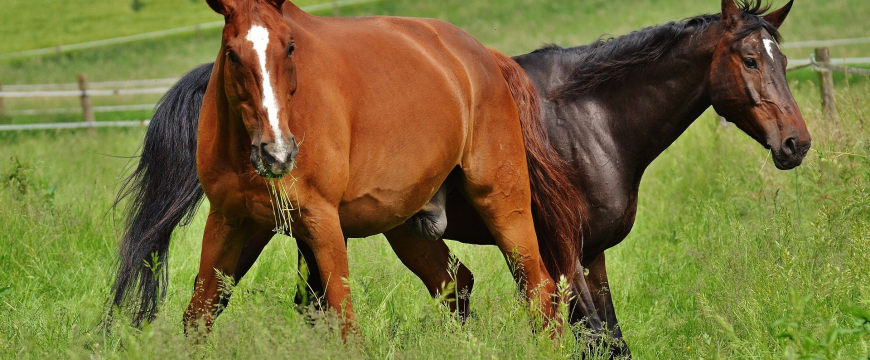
(265, 0, 286, 10)
(763, 0, 794, 29)
(721, 0, 742, 30)
(206, 0, 234, 16)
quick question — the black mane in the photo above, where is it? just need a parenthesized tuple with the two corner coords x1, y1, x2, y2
(544, 0, 782, 100)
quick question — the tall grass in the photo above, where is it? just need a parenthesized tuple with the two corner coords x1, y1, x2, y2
(1, 0, 869, 358)
(1, 72, 868, 360)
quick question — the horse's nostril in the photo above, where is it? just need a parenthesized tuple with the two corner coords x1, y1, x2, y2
(260, 148, 277, 164)
(784, 137, 797, 155)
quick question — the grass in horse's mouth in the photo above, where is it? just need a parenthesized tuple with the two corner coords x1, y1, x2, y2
(265, 175, 300, 236)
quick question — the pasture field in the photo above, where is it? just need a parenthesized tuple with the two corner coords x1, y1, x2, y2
(1, 0, 869, 358)
(1, 0, 868, 125)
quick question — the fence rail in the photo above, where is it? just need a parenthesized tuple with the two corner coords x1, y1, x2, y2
(781, 36, 870, 49)
(788, 56, 870, 77)
(0, 87, 170, 98)
(7, 104, 157, 116)
(789, 57, 870, 67)
(0, 120, 150, 131)
(2, 78, 179, 91)
(0, 87, 169, 99)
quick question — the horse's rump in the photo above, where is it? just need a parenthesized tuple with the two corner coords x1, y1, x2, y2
(487, 49, 586, 282)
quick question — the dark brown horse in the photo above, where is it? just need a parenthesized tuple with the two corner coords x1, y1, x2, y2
(118, 0, 810, 356)
(110, 0, 584, 333)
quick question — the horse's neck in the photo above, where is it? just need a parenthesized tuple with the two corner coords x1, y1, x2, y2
(534, 27, 720, 242)
(207, 70, 253, 167)
(569, 31, 717, 181)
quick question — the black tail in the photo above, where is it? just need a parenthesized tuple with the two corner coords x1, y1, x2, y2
(110, 63, 214, 326)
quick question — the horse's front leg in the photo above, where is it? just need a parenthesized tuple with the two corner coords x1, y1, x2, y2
(568, 260, 605, 331)
(184, 212, 263, 334)
(295, 204, 355, 336)
(584, 252, 631, 358)
(192, 231, 275, 315)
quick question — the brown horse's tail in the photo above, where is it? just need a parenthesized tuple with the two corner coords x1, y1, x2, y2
(488, 49, 585, 282)
(110, 63, 213, 327)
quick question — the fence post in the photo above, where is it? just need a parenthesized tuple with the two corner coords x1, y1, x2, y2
(815, 47, 838, 121)
(77, 73, 96, 129)
(332, 1, 339, 17)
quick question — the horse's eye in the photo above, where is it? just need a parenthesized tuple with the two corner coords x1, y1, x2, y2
(743, 58, 758, 69)
(287, 43, 295, 57)
(228, 51, 241, 65)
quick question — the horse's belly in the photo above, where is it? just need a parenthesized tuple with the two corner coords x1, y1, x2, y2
(337, 127, 463, 237)
(336, 186, 439, 238)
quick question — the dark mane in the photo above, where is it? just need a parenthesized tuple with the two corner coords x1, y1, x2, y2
(545, 0, 782, 100)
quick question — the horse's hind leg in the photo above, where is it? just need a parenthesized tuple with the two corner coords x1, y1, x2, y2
(232, 231, 274, 283)
(384, 225, 474, 319)
(462, 117, 557, 322)
(464, 182, 556, 321)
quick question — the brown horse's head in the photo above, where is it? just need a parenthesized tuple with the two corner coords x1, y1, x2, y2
(710, 0, 810, 170)
(208, 0, 299, 177)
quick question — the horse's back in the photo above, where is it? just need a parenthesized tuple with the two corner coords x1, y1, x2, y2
(288, 12, 503, 102)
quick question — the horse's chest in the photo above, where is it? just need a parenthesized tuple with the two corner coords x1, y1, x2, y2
(200, 168, 276, 226)
(584, 188, 639, 254)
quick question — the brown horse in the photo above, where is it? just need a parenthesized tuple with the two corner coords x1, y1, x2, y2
(109, 0, 584, 333)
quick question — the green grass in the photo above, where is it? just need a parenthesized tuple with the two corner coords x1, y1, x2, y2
(1, 0, 869, 358)
(0, 0, 325, 54)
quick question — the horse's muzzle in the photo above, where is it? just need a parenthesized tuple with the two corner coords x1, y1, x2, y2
(251, 139, 299, 178)
(771, 136, 811, 170)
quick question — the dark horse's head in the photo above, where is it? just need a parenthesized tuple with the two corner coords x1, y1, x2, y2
(208, 0, 299, 177)
(710, 0, 810, 170)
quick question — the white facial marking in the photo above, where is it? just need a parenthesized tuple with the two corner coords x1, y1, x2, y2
(763, 39, 777, 61)
(245, 25, 287, 161)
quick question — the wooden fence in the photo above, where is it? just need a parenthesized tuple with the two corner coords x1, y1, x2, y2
(0, 75, 172, 130)
(785, 48, 870, 121)
(2, 48, 868, 131)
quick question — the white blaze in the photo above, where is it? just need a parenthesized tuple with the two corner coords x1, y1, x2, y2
(246, 25, 287, 160)
(763, 39, 777, 61)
